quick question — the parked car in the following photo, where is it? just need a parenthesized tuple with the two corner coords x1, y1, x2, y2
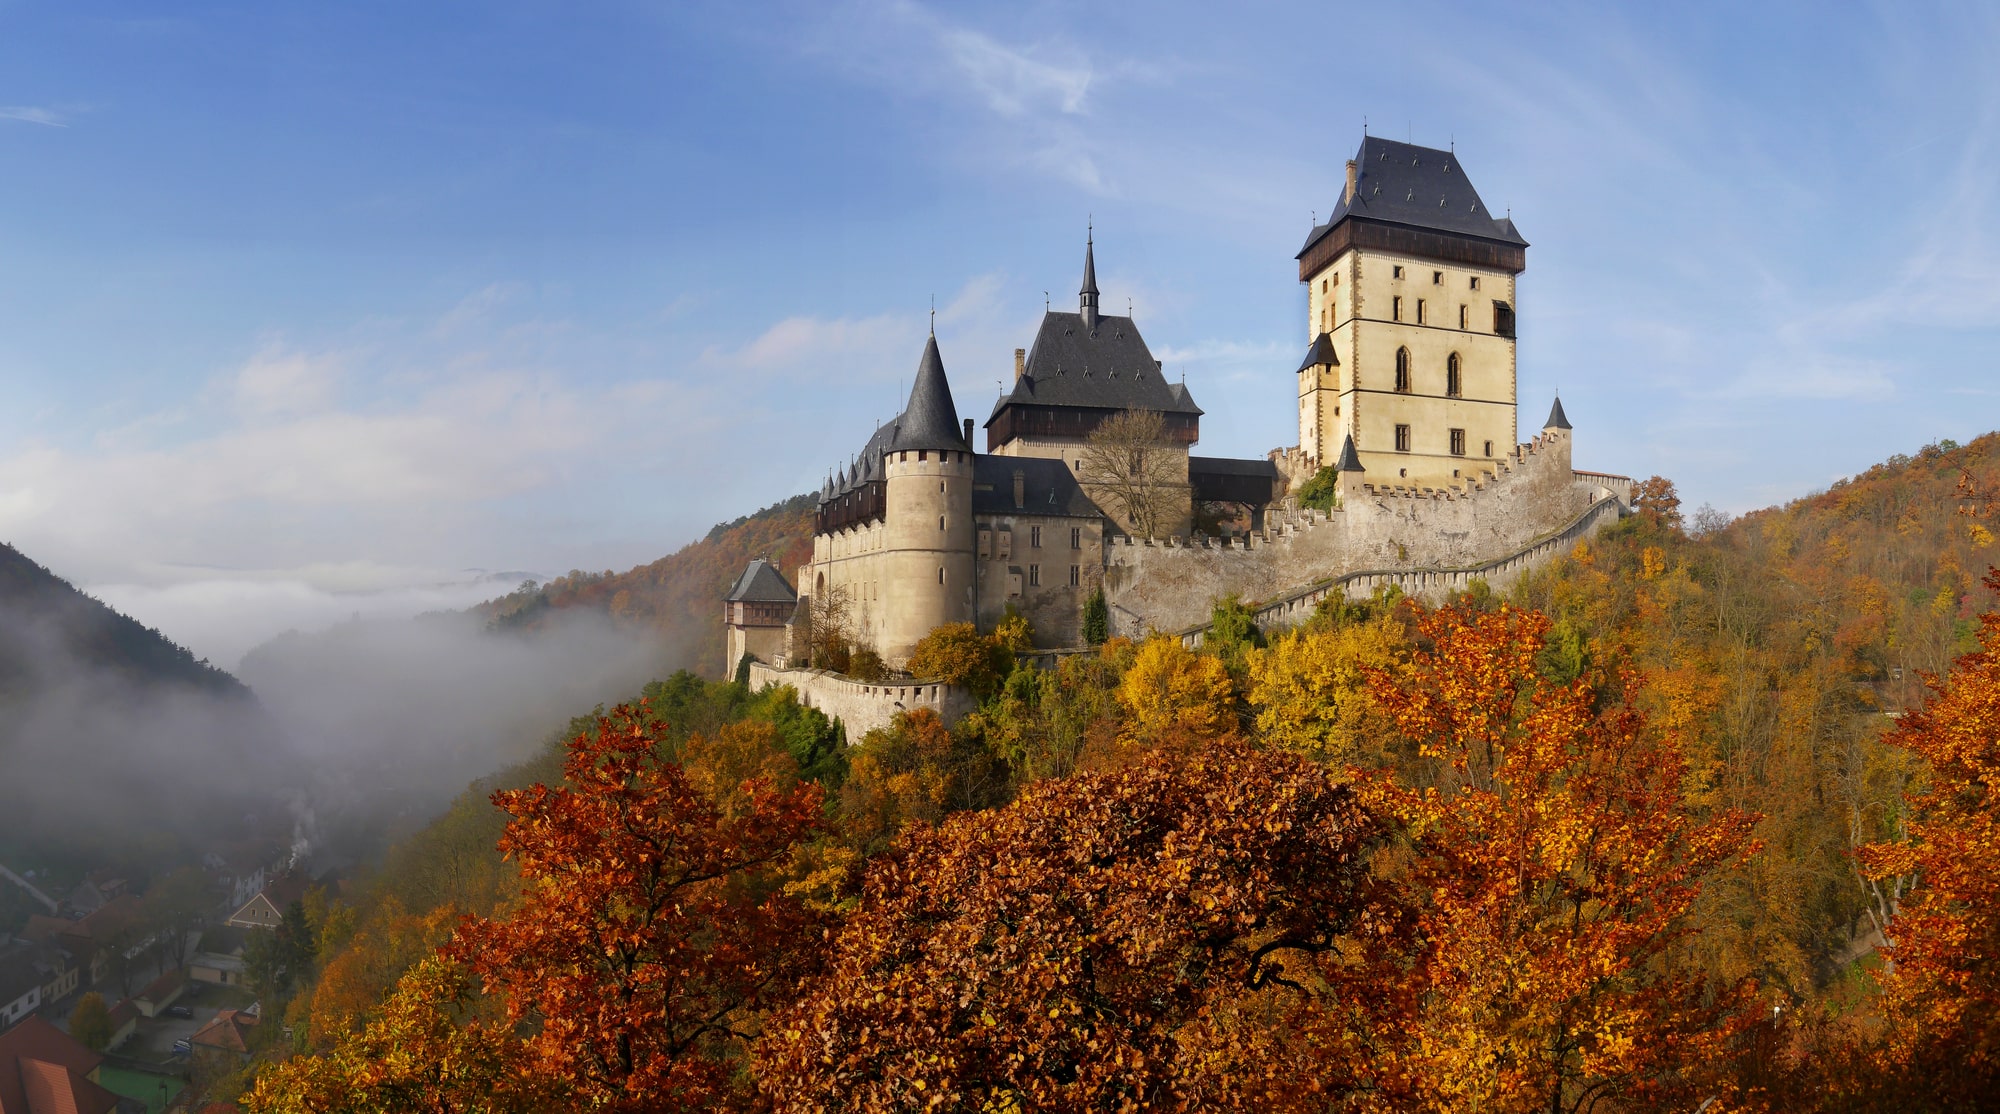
(164, 1005, 194, 1019)
(171, 1039, 191, 1058)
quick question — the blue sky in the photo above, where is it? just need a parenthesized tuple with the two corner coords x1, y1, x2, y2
(3, 0, 1998, 665)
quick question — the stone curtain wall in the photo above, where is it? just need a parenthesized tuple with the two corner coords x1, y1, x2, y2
(1105, 431, 1614, 636)
(747, 662, 977, 739)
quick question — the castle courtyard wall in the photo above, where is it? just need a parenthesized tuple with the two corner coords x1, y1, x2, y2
(748, 662, 975, 740)
(1103, 430, 1609, 636)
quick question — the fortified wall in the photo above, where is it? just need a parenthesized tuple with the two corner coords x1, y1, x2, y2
(746, 661, 976, 741)
(1104, 427, 1628, 636)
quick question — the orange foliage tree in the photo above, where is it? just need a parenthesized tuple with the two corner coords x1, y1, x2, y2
(760, 741, 1412, 1112)
(1855, 569, 2000, 1103)
(1359, 602, 1761, 1111)
(448, 704, 829, 1110)
(248, 955, 551, 1114)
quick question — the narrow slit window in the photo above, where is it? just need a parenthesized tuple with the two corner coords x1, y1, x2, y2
(1447, 353, 1462, 397)
(1395, 347, 1411, 393)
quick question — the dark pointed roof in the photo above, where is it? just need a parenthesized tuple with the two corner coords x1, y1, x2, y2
(890, 334, 969, 453)
(1544, 396, 1571, 430)
(971, 455, 1100, 518)
(984, 312, 1201, 424)
(725, 559, 798, 604)
(1298, 332, 1339, 371)
(1080, 235, 1098, 298)
(1335, 434, 1364, 472)
(1298, 136, 1526, 261)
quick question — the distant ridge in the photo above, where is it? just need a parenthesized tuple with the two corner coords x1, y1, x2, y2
(0, 543, 250, 697)
(474, 494, 816, 677)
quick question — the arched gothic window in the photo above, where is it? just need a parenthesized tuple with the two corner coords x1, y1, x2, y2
(1447, 353, 1462, 397)
(1394, 347, 1411, 393)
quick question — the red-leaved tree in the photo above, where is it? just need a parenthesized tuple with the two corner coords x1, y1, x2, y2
(450, 703, 827, 1110)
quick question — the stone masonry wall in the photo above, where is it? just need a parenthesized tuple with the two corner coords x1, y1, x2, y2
(1104, 429, 1621, 636)
(748, 662, 976, 741)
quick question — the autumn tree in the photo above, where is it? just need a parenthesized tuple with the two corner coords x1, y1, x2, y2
(805, 582, 857, 673)
(69, 992, 111, 1051)
(1080, 408, 1189, 538)
(1853, 569, 2000, 1104)
(248, 955, 553, 1114)
(906, 621, 1013, 700)
(1245, 612, 1404, 764)
(1115, 634, 1236, 746)
(1358, 602, 1761, 1111)
(449, 703, 827, 1110)
(839, 708, 1008, 850)
(1082, 586, 1110, 645)
(760, 741, 1411, 1112)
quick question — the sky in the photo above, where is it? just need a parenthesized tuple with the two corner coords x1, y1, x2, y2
(3, 0, 1999, 668)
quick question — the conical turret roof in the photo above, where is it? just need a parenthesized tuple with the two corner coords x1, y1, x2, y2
(890, 333, 968, 453)
(1335, 434, 1364, 472)
(1544, 395, 1571, 431)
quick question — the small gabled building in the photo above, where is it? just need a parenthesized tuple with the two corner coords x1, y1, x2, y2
(225, 873, 309, 931)
(0, 1015, 123, 1114)
(723, 560, 799, 673)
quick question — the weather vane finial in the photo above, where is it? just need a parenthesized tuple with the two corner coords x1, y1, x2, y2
(929, 295, 935, 335)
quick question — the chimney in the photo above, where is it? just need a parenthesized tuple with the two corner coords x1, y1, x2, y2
(1014, 348, 1026, 380)
(963, 418, 974, 447)
(1344, 160, 1357, 205)
(1012, 470, 1025, 509)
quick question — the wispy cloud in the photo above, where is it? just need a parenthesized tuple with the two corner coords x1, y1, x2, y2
(0, 105, 67, 127)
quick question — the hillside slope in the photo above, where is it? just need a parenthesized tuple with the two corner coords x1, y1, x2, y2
(0, 544, 248, 697)
(475, 494, 816, 678)
(0, 543, 295, 871)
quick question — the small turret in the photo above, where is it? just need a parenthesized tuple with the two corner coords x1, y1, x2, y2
(1079, 226, 1100, 332)
(1334, 434, 1365, 473)
(1544, 395, 1571, 432)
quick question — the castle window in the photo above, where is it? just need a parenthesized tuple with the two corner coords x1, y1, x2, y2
(940, 481, 946, 492)
(1030, 525, 1042, 548)
(1395, 424, 1412, 452)
(1395, 348, 1411, 393)
(1459, 305, 1468, 329)
(1450, 428, 1466, 456)
(1416, 299, 1427, 325)
(938, 567, 945, 584)
(1321, 307, 1328, 331)
(1321, 279, 1327, 293)
(1447, 353, 1462, 397)
(1392, 296, 1404, 322)
(1484, 439, 1494, 456)
(1469, 276, 1481, 291)
(939, 516, 946, 531)
(1493, 301, 1515, 338)
(1029, 564, 1041, 587)
(1070, 565, 1081, 586)
(1433, 270, 1444, 285)
(1071, 527, 1082, 549)
(1392, 265, 1405, 279)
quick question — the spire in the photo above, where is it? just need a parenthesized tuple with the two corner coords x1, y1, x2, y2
(1544, 394, 1572, 431)
(890, 332, 968, 453)
(1079, 222, 1100, 331)
(1335, 434, 1365, 473)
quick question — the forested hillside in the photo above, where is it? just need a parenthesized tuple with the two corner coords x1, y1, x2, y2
(0, 543, 247, 696)
(475, 493, 815, 677)
(235, 437, 2000, 1111)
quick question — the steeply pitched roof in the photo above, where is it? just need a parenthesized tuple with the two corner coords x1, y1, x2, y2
(1298, 332, 1339, 371)
(986, 312, 1201, 424)
(1544, 396, 1572, 430)
(1080, 236, 1098, 299)
(1335, 434, 1365, 473)
(725, 559, 797, 604)
(889, 334, 968, 454)
(0, 1016, 113, 1114)
(1298, 136, 1526, 260)
(971, 456, 1101, 519)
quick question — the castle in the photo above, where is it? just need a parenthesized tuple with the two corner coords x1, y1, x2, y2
(726, 136, 1630, 679)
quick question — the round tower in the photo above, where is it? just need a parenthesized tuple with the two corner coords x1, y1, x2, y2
(877, 332, 976, 666)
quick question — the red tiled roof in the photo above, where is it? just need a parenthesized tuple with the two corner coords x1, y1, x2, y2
(190, 1009, 257, 1054)
(17, 1058, 120, 1114)
(0, 1017, 108, 1114)
(135, 968, 185, 1006)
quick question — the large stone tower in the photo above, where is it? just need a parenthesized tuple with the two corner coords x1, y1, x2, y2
(1295, 137, 1527, 488)
(803, 332, 976, 668)
(877, 333, 976, 662)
